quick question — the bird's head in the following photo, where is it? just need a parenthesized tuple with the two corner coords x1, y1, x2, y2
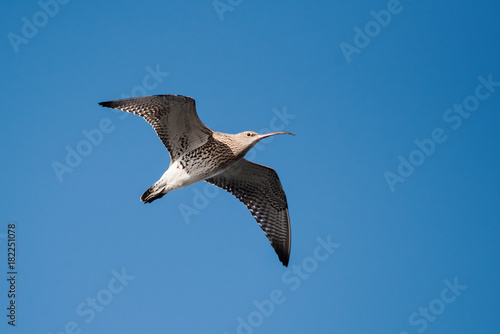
(233, 131, 295, 156)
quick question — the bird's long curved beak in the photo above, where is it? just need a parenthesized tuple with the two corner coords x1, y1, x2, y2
(258, 131, 295, 140)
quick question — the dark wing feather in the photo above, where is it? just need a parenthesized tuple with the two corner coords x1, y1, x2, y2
(99, 95, 213, 161)
(205, 159, 291, 266)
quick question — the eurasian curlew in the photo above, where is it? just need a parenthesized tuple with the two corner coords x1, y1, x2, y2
(99, 94, 293, 266)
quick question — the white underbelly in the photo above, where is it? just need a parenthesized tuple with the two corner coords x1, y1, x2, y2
(160, 160, 220, 191)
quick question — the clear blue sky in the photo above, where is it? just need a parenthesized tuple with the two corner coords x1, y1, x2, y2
(1, 1, 499, 333)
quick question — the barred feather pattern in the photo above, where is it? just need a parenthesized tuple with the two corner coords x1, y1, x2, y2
(206, 159, 291, 266)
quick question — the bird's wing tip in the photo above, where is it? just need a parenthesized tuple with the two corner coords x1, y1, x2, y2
(279, 247, 290, 267)
(98, 100, 114, 108)
(98, 94, 196, 108)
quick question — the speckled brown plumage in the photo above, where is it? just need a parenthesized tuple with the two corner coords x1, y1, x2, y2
(99, 94, 293, 266)
(99, 95, 212, 163)
(206, 159, 291, 266)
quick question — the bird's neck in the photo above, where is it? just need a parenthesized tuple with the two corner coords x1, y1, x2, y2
(212, 132, 255, 158)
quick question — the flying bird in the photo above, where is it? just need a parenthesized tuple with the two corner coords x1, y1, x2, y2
(99, 94, 293, 266)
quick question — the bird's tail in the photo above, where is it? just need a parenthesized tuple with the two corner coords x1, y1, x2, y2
(141, 182, 167, 203)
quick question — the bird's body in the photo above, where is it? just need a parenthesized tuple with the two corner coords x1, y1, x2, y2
(143, 134, 240, 200)
(99, 94, 293, 266)
(143, 131, 266, 201)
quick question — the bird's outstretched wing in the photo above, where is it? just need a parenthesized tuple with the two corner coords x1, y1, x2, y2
(205, 159, 291, 266)
(99, 95, 213, 161)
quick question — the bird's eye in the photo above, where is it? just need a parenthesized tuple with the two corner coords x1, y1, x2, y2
(247, 133, 252, 136)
